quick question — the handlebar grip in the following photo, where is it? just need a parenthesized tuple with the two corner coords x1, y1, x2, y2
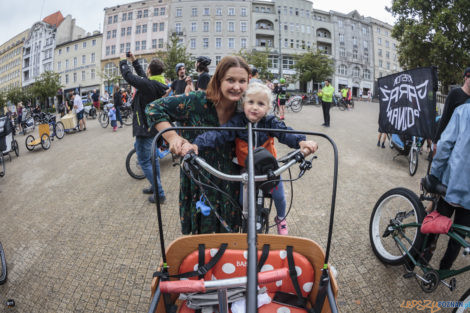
(258, 268, 289, 284)
(160, 279, 206, 294)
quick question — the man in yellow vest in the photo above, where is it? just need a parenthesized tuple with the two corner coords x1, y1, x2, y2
(319, 79, 334, 127)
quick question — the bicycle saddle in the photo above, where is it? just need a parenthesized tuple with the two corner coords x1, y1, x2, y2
(421, 174, 447, 196)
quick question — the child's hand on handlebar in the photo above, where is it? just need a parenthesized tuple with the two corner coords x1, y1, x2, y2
(181, 142, 199, 156)
(299, 140, 318, 156)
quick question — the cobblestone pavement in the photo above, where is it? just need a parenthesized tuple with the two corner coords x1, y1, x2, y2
(1, 102, 468, 313)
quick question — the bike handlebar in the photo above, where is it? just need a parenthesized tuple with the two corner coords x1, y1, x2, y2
(160, 268, 289, 294)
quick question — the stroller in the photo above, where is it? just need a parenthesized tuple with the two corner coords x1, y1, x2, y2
(389, 133, 423, 176)
(0, 116, 19, 177)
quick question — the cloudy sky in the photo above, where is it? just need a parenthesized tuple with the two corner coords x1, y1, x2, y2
(1, 0, 395, 44)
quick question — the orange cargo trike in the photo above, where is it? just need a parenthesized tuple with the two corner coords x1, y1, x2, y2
(147, 124, 340, 313)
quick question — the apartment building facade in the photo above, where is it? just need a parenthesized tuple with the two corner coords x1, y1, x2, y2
(102, 0, 169, 92)
(54, 32, 103, 98)
(0, 30, 29, 92)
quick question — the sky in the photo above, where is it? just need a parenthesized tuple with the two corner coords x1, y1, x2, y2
(0, 0, 395, 45)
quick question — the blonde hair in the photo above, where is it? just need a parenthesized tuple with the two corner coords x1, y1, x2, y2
(244, 82, 274, 109)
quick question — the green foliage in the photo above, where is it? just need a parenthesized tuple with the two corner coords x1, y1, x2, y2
(155, 35, 193, 81)
(31, 71, 62, 108)
(6, 87, 26, 105)
(293, 50, 334, 84)
(388, 0, 470, 92)
(0, 91, 6, 111)
(237, 48, 274, 80)
(99, 66, 121, 93)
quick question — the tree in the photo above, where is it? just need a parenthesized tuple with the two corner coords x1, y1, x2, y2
(98, 67, 121, 95)
(31, 71, 62, 109)
(0, 91, 6, 112)
(155, 35, 193, 81)
(237, 48, 273, 80)
(388, 0, 470, 93)
(6, 87, 26, 105)
(294, 50, 334, 85)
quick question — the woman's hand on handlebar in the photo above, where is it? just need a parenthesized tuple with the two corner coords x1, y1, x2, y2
(181, 142, 199, 156)
(299, 140, 318, 156)
(167, 135, 189, 155)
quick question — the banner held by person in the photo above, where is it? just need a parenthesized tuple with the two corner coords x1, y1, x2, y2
(378, 67, 437, 138)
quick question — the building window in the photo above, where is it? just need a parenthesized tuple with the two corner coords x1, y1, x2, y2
(73, 57, 77, 67)
(136, 25, 141, 34)
(91, 53, 95, 63)
(143, 9, 148, 18)
(126, 43, 131, 51)
(57, 61, 61, 71)
(128, 12, 133, 20)
(385, 40, 390, 48)
(379, 60, 383, 67)
(338, 64, 346, 75)
(58, 49, 62, 55)
(135, 41, 140, 51)
(339, 33, 344, 43)
(228, 22, 234, 32)
(339, 47, 345, 57)
(91, 69, 95, 79)
(338, 20, 343, 28)
(176, 8, 182, 17)
(241, 22, 247, 32)
(363, 40, 368, 48)
(216, 56, 221, 65)
(122, 12, 127, 21)
(228, 8, 235, 16)
(113, 15, 118, 23)
(203, 8, 210, 16)
(154, 8, 159, 16)
(142, 24, 147, 33)
(190, 39, 196, 49)
(353, 50, 358, 59)
(112, 29, 117, 38)
(352, 36, 357, 45)
(81, 71, 85, 81)
(107, 31, 111, 39)
(142, 40, 147, 50)
(378, 49, 382, 57)
(66, 59, 69, 69)
(352, 67, 360, 77)
(228, 38, 235, 49)
(159, 22, 164, 31)
(363, 69, 371, 79)
(203, 38, 209, 48)
(378, 37, 382, 45)
(386, 51, 390, 59)
(191, 22, 197, 32)
(216, 8, 222, 16)
(82, 55, 86, 64)
(153, 23, 158, 32)
(121, 28, 126, 36)
(192, 8, 197, 17)
(241, 38, 247, 49)
(241, 7, 247, 16)
(127, 27, 132, 36)
(203, 22, 209, 32)
(66, 47, 70, 53)
(137, 10, 142, 19)
(108, 16, 112, 24)
(152, 39, 157, 49)
(158, 38, 163, 48)
(83, 42, 86, 48)
(73, 72, 77, 83)
(160, 7, 165, 15)
(65, 74, 69, 83)
(387, 62, 390, 70)
(282, 56, 294, 70)
(216, 21, 222, 32)
(175, 23, 182, 33)
(111, 45, 115, 55)
(216, 38, 222, 48)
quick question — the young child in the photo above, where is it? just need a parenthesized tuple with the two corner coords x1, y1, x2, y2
(108, 104, 117, 132)
(182, 82, 318, 235)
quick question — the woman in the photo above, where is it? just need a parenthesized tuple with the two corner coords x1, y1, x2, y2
(112, 85, 124, 128)
(146, 56, 250, 234)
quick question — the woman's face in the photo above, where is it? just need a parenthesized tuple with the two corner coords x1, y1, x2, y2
(220, 67, 248, 103)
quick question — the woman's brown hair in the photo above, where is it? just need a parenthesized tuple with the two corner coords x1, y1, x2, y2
(206, 56, 250, 104)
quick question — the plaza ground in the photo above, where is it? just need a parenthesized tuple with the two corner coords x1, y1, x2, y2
(0, 101, 468, 312)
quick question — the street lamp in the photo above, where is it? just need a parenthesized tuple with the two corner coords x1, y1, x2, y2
(278, 7, 283, 78)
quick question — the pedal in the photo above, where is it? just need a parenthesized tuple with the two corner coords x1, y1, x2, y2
(403, 272, 415, 279)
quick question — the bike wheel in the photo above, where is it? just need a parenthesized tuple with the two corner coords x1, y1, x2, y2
(13, 139, 19, 157)
(122, 111, 133, 126)
(99, 112, 109, 128)
(41, 134, 51, 150)
(0, 155, 5, 177)
(453, 288, 470, 313)
(369, 187, 425, 265)
(409, 147, 419, 176)
(0, 242, 7, 284)
(126, 148, 145, 180)
(25, 135, 35, 151)
(55, 122, 65, 139)
(290, 99, 303, 112)
(338, 102, 346, 111)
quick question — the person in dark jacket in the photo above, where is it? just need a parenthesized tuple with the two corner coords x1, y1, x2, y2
(112, 85, 124, 128)
(120, 52, 169, 203)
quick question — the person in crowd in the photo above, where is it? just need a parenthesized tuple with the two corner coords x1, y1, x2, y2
(249, 66, 263, 84)
(195, 56, 211, 91)
(145, 55, 250, 234)
(101, 90, 110, 106)
(359, 89, 363, 99)
(183, 82, 318, 235)
(165, 63, 189, 96)
(108, 103, 117, 132)
(273, 78, 287, 120)
(427, 98, 470, 270)
(319, 79, 334, 127)
(119, 51, 168, 204)
(16, 102, 23, 134)
(433, 67, 470, 154)
(73, 92, 86, 131)
(377, 131, 387, 148)
(367, 89, 372, 102)
(112, 85, 124, 128)
(91, 89, 100, 113)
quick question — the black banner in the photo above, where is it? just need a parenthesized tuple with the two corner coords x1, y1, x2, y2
(378, 67, 437, 138)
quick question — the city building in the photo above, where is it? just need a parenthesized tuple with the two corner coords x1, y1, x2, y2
(102, 0, 169, 92)
(22, 11, 86, 88)
(0, 29, 29, 92)
(169, 0, 251, 74)
(330, 10, 375, 97)
(368, 17, 401, 84)
(54, 32, 103, 99)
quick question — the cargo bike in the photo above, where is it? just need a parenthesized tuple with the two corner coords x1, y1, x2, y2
(147, 124, 340, 313)
(0, 115, 19, 177)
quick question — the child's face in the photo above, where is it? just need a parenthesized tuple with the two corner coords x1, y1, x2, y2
(244, 92, 270, 123)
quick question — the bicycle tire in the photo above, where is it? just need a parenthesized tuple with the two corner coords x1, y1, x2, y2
(122, 111, 133, 126)
(126, 148, 146, 180)
(0, 242, 6, 284)
(13, 139, 19, 157)
(25, 135, 35, 151)
(338, 102, 346, 111)
(41, 134, 51, 150)
(99, 112, 109, 128)
(290, 99, 303, 113)
(369, 187, 425, 265)
(453, 288, 470, 313)
(55, 122, 65, 139)
(409, 147, 419, 176)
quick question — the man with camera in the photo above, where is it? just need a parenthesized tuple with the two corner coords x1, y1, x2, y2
(119, 51, 168, 204)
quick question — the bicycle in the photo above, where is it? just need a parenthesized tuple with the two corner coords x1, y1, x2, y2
(120, 102, 133, 126)
(301, 94, 321, 107)
(98, 104, 110, 128)
(369, 157, 470, 294)
(271, 95, 303, 117)
(126, 143, 177, 180)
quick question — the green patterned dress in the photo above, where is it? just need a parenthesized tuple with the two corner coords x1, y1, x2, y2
(146, 91, 241, 234)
